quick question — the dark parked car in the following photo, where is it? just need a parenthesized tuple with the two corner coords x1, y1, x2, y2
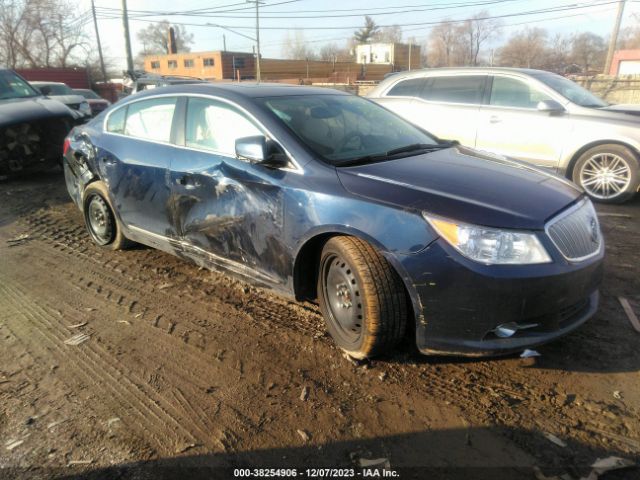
(31, 81, 92, 121)
(63, 84, 604, 358)
(1, 69, 76, 175)
(73, 88, 111, 116)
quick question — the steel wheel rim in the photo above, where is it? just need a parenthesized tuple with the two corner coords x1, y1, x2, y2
(579, 153, 631, 200)
(321, 253, 364, 344)
(87, 195, 114, 245)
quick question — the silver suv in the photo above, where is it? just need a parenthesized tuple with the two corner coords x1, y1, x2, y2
(368, 68, 640, 203)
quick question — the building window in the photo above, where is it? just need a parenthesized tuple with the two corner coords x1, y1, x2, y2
(203, 58, 215, 67)
(150, 61, 160, 69)
(232, 57, 245, 69)
(184, 59, 194, 68)
(168, 60, 177, 69)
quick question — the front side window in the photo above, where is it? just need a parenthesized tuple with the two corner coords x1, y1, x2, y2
(533, 72, 608, 108)
(490, 77, 552, 109)
(123, 97, 177, 142)
(422, 75, 486, 104)
(257, 94, 438, 165)
(386, 77, 427, 97)
(185, 97, 262, 156)
(38, 83, 74, 95)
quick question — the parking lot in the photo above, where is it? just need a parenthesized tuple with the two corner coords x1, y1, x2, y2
(0, 169, 637, 479)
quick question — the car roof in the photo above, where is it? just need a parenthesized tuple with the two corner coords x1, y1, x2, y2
(386, 67, 554, 79)
(131, 82, 351, 100)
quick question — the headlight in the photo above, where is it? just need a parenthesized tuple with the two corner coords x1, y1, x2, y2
(79, 101, 91, 115)
(423, 212, 551, 265)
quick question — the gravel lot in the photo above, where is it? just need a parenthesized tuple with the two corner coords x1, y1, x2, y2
(0, 170, 638, 480)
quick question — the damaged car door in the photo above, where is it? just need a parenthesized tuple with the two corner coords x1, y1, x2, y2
(99, 96, 179, 241)
(169, 96, 289, 286)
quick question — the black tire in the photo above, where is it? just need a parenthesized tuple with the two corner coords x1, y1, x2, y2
(572, 144, 639, 204)
(317, 236, 408, 359)
(82, 182, 132, 250)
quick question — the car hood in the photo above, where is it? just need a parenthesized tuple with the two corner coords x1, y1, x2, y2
(336, 146, 583, 230)
(0, 96, 74, 127)
(47, 94, 85, 105)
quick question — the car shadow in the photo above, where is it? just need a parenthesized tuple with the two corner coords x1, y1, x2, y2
(32, 426, 639, 480)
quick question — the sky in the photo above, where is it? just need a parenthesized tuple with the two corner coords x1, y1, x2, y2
(79, 0, 640, 70)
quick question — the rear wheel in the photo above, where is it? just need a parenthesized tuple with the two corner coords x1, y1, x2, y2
(572, 144, 639, 204)
(82, 182, 132, 250)
(317, 236, 408, 359)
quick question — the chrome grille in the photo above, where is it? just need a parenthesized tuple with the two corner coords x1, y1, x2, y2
(546, 199, 602, 261)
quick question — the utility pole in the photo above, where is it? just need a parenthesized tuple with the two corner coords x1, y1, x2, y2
(247, 0, 261, 82)
(604, 0, 626, 75)
(91, 0, 107, 82)
(408, 41, 412, 71)
(122, 0, 134, 73)
(223, 34, 227, 52)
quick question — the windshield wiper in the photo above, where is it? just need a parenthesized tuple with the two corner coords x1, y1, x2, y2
(339, 141, 457, 167)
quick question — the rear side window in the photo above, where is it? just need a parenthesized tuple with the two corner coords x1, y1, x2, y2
(123, 97, 177, 142)
(106, 107, 126, 134)
(386, 78, 427, 97)
(490, 76, 552, 109)
(422, 76, 486, 104)
(185, 97, 262, 156)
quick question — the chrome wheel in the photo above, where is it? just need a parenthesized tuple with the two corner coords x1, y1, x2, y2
(320, 254, 364, 344)
(579, 153, 632, 200)
(86, 194, 114, 245)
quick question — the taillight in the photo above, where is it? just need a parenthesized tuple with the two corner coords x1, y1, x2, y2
(63, 137, 71, 155)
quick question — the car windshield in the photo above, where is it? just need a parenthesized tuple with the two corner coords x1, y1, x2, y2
(534, 73, 608, 108)
(0, 70, 39, 100)
(75, 89, 100, 99)
(257, 94, 440, 166)
(38, 83, 75, 95)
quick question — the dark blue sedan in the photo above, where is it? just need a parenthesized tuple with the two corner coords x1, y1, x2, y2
(63, 83, 604, 358)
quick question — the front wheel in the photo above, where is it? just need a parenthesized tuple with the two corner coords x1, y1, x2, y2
(317, 236, 408, 359)
(572, 144, 639, 204)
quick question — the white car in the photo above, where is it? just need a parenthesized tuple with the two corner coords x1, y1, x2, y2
(368, 67, 640, 203)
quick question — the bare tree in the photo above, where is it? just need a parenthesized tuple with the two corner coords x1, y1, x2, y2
(427, 20, 463, 67)
(544, 33, 572, 73)
(318, 42, 352, 62)
(497, 27, 548, 69)
(136, 21, 194, 55)
(457, 11, 501, 66)
(281, 30, 317, 60)
(374, 25, 402, 43)
(0, 0, 88, 68)
(353, 16, 379, 44)
(570, 32, 606, 73)
(618, 13, 640, 49)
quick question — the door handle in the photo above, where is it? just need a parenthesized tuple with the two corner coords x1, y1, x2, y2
(489, 115, 502, 124)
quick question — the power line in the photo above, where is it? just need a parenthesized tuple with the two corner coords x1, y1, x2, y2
(94, 0, 620, 30)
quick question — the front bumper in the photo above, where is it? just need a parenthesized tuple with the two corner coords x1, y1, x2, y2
(396, 238, 604, 357)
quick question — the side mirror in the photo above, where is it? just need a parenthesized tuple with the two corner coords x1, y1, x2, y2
(537, 99, 564, 114)
(40, 86, 51, 96)
(235, 135, 289, 169)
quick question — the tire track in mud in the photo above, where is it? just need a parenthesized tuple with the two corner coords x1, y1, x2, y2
(0, 278, 229, 454)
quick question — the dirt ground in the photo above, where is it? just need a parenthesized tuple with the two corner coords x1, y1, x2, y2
(0, 170, 638, 480)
